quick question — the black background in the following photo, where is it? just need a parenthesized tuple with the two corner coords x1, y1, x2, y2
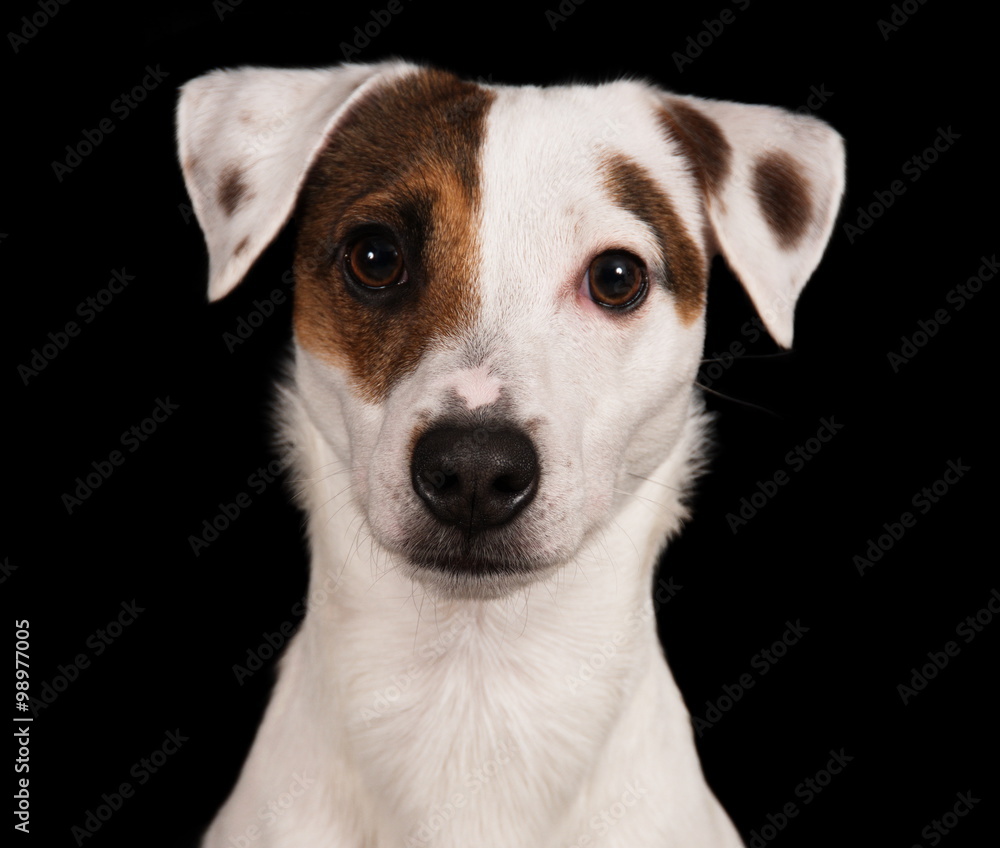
(9, 1, 995, 846)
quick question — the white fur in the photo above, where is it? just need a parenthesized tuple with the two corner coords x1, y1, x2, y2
(179, 62, 844, 847)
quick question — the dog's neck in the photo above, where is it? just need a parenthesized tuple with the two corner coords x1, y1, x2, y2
(246, 385, 720, 846)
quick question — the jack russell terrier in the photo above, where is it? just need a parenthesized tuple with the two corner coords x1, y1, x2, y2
(178, 61, 844, 847)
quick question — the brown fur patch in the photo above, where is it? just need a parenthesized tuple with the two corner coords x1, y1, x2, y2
(293, 69, 495, 403)
(233, 236, 249, 256)
(602, 153, 706, 324)
(752, 151, 813, 249)
(218, 164, 251, 217)
(658, 99, 732, 198)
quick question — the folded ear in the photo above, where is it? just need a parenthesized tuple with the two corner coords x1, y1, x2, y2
(658, 93, 845, 347)
(177, 61, 412, 301)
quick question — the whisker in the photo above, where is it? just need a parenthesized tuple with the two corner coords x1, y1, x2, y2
(699, 350, 792, 365)
(625, 472, 684, 494)
(612, 486, 676, 516)
(694, 381, 780, 418)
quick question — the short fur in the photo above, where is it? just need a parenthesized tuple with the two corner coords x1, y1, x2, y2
(178, 62, 844, 847)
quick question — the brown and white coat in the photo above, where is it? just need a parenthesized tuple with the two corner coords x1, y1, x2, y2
(179, 62, 843, 847)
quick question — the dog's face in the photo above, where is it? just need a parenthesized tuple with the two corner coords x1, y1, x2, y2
(178, 63, 843, 598)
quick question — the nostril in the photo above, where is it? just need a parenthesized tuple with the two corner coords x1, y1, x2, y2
(438, 473, 460, 492)
(414, 466, 456, 500)
(424, 469, 457, 491)
(494, 472, 527, 494)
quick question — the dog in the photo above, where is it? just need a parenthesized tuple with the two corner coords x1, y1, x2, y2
(178, 61, 843, 847)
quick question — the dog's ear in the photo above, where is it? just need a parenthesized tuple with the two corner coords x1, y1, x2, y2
(177, 62, 410, 301)
(658, 94, 844, 348)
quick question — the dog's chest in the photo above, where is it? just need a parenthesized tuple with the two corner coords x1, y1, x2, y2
(305, 595, 654, 844)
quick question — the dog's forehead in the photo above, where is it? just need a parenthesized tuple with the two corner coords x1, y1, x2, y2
(478, 81, 706, 316)
(485, 79, 672, 169)
(292, 68, 705, 403)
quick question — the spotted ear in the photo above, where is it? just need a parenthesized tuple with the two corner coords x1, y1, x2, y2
(659, 94, 845, 348)
(177, 61, 412, 301)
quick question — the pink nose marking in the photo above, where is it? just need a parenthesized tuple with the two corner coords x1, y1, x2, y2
(453, 367, 502, 410)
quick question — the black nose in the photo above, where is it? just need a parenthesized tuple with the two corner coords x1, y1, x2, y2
(411, 425, 539, 531)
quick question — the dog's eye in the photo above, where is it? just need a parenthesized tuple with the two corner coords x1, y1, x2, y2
(586, 251, 647, 309)
(344, 234, 407, 289)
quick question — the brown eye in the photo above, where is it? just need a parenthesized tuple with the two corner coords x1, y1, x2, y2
(344, 233, 406, 289)
(587, 251, 647, 309)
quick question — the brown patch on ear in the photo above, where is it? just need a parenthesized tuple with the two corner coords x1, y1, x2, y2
(658, 100, 732, 198)
(602, 153, 706, 324)
(218, 164, 251, 217)
(752, 151, 813, 249)
(293, 69, 495, 403)
(233, 236, 249, 256)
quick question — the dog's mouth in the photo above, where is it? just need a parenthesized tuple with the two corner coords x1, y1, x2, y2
(403, 527, 550, 573)
(401, 541, 558, 600)
(384, 513, 561, 599)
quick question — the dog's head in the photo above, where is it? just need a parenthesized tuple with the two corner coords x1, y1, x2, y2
(178, 62, 843, 598)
